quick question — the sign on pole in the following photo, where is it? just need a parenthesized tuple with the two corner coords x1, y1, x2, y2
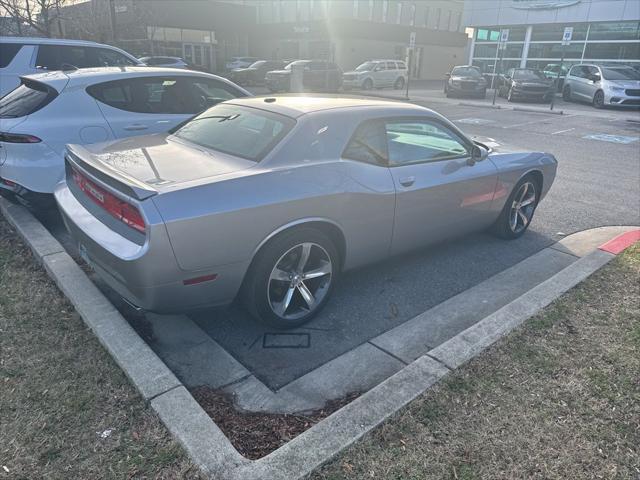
(562, 27, 573, 46)
(499, 29, 509, 49)
(409, 31, 416, 49)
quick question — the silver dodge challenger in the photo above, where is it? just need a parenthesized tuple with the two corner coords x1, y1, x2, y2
(55, 96, 557, 328)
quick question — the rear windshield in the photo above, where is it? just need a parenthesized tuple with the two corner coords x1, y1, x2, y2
(0, 79, 57, 118)
(172, 104, 294, 161)
(0, 43, 23, 68)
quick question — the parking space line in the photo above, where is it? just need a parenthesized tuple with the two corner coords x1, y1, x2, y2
(551, 128, 575, 135)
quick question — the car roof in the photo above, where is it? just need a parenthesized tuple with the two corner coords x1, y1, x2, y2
(0, 36, 111, 47)
(225, 95, 426, 118)
(23, 66, 241, 90)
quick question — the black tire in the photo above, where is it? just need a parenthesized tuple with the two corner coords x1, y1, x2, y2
(593, 90, 605, 109)
(562, 85, 571, 102)
(394, 77, 405, 90)
(491, 175, 540, 240)
(443, 82, 448, 94)
(362, 78, 373, 90)
(242, 227, 340, 329)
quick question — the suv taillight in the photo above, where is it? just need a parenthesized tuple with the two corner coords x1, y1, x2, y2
(0, 132, 42, 143)
(71, 168, 146, 233)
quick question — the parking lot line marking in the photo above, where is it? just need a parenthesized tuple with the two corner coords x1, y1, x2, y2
(583, 133, 639, 144)
(551, 128, 575, 135)
(504, 118, 553, 129)
(455, 118, 495, 125)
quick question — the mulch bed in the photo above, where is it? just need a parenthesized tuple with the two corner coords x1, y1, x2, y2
(191, 387, 360, 460)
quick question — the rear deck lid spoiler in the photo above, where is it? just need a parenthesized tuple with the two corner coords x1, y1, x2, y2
(65, 144, 158, 201)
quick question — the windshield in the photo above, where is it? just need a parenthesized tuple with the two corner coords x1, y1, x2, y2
(249, 61, 266, 68)
(172, 105, 295, 162)
(452, 67, 482, 77)
(356, 62, 376, 72)
(601, 67, 640, 81)
(285, 60, 309, 70)
(513, 69, 547, 80)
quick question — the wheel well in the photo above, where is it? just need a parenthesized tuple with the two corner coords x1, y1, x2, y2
(526, 170, 543, 194)
(256, 221, 347, 271)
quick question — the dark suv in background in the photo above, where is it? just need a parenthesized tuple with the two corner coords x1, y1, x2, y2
(227, 60, 288, 86)
(265, 60, 342, 93)
(444, 65, 487, 98)
(498, 68, 554, 102)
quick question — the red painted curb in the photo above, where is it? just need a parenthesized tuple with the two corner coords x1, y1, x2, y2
(598, 230, 640, 255)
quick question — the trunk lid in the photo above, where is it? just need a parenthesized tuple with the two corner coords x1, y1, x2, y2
(66, 133, 256, 198)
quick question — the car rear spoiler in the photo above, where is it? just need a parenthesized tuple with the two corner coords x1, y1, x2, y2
(65, 145, 157, 201)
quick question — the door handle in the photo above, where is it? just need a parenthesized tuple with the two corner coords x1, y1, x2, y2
(123, 124, 148, 131)
(399, 176, 415, 187)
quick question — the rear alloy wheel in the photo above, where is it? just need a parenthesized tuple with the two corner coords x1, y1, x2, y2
(593, 90, 605, 109)
(492, 176, 539, 239)
(243, 228, 339, 328)
(362, 78, 373, 90)
(394, 77, 405, 90)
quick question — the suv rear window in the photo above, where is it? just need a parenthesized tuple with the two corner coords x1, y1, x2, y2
(0, 79, 57, 118)
(172, 104, 295, 161)
(0, 43, 23, 68)
(36, 44, 136, 70)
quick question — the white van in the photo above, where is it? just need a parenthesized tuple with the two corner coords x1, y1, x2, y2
(342, 59, 408, 90)
(0, 37, 142, 97)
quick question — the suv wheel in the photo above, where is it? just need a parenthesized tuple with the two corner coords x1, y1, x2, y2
(562, 85, 571, 102)
(362, 78, 373, 90)
(593, 90, 605, 109)
(394, 77, 405, 90)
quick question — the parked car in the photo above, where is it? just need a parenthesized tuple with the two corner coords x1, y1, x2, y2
(498, 68, 554, 102)
(0, 67, 249, 207)
(55, 96, 557, 328)
(265, 60, 342, 93)
(443, 65, 487, 98)
(562, 64, 640, 108)
(342, 60, 407, 90)
(138, 56, 191, 69)
(0, 36, 143, 97)
(227, 60, 288, 86)
(542, 63, 568, 90)
(225, 56, 259, 70)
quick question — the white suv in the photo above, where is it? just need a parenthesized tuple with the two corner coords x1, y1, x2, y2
(0, 67, 249, 207)
(0, 37, 143, 97)
(342, 60, 408, 90)
(563, 64, 640, 108)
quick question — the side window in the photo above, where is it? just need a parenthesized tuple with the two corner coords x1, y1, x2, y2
(309, 61, 326, 71)
(59, 46, 93, 68)
(342, 120, 387, 165)
(187, 77, 244, 112)
(35, 45, 59, 69)
(386, 61, 396, 70)
(397, 61, 407, 70)
(0, 43, 23, 68)
(88, 77, 197, 114)
(93, 47, 137, 67)
(386, 120, 469, 166)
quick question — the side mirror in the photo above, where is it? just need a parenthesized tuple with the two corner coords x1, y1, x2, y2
(591, 74, 601, 83)
(468, 144, 488, 165)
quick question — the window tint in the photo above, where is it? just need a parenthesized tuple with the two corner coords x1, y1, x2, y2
(343, 120, 387, 165)
(385, 61, 396, 70)
(397, 61, 407, 69)
(0, 43, 23, 68)
(89, 77, 199, 114)
(187, 77, 245, 111)
(386, 121, 468, 165)
(173, 104, 295, 161)
(452, 66, 482, 77)
(94, 48, 137, 66)
(0, 80, 56, 118)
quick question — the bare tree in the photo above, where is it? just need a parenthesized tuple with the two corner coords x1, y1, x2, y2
(0, 0, 69, 37)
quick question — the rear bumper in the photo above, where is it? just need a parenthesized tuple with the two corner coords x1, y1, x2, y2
(54, 181, 245, 313)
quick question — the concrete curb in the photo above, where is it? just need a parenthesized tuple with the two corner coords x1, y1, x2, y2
(459, 101, 502, 109)
(512, 106, 563, 115)
(0, 196, 626, 480)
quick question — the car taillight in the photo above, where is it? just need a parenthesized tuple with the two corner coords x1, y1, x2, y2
(72, 168, 146, 234)
(0, 132, 42, 143)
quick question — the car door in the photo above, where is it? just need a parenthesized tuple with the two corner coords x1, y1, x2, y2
(87, 76, 197, 138)
(385, 118, 499, 255)
(385, 61, 396, 86)
(572, 66, 593, 101)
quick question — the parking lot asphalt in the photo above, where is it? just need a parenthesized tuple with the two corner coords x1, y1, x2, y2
(40, 94, 640, 392)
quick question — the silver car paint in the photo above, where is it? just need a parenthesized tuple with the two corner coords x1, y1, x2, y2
(55, 98, 557, 313)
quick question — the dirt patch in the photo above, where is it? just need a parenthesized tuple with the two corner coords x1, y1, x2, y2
(191, 387, 360, 460)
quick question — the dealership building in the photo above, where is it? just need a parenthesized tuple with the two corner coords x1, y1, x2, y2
(463, 0, 640, 75)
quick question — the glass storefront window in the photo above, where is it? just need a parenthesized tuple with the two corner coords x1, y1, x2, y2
(474, 43, 498, 57)
(476, 26, 526, 42)
(588, 22, 640, 41)
(527, 42, 585, 59)
(531, 23, 588, 41)
(584, 42, 640, 60)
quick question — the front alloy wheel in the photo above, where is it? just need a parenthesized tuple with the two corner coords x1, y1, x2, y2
(593, 90, 605, 109)
(491, 176, 539, 239)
